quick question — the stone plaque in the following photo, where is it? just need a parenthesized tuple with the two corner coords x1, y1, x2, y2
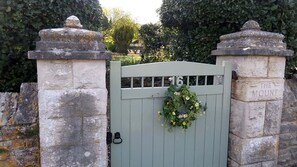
(232, 79, 284, 101)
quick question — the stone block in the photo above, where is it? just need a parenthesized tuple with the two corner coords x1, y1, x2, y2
(0, 93, 18, 126)
(280, 122, 297, 134)
(280, 132, 297, 141)
(281, 106, 297, 122)
(37, 60, 73, 90)
(277, 151, 291, 165)
(40, 117, 82, 148)
(229, 134, 278, 165)
(11, 139, 36, 149)
(0, 141, 12, 150)
(0, 150, 9, 160)
(216, 56, 268, 78)
(73, 60, 106, 89)
(228, 158, 240, 167)
(38, 89, 107, 120)
(268, 57, 286, 78)
(282, 80, 297, 108)
(41, 142, 107, 167)
(228, 158, 263, 167)
(0, 159, 18, 167)
(232, 78, 284, 101)
(230, 100, 265, 138)
(262, 160, 277, 167)
(0, 127, 21, 141)
(229, 134, 242, 164)
(13, 83, 38, 125)
(264, 100, 282, 135)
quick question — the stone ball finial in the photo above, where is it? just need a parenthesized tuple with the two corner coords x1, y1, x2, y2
(241, 20, 261, 31)
(64, 15, 83, 28)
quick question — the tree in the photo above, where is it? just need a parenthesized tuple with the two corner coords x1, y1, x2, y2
(102, 8, 139, 53)
(113, 25, 135, 55)
(160, 0, 297, 76)
(0, 0, 104, 92)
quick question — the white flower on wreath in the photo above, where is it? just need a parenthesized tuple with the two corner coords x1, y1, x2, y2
(195, 102, 199, 107)
(178, 114, 188, 119)
(174, 92, 180, 96)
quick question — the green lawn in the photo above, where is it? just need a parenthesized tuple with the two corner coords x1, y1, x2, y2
(111, 53, 141, 65)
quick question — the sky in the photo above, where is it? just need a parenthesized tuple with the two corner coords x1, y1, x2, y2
(99, 0, 163, 25)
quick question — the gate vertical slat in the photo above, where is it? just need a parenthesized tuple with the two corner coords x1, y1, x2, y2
(130, 99, 142, 167)
(164, 130, 175, 167)
(213, 95, 223, 167)
(194, 95, 207, 167)
(184, 122, 196, 167)
(142, 99, 154, 167)
(152, 98, 164, 167)
(219, 61, 232, 166)
(174, 130, 186, 167)
(204, 95, 217, 167)
(110, 61, 122, 167)
(121, 100, 131, 167)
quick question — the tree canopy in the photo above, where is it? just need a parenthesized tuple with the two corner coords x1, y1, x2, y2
(102, 8, 139, 53)
(0, 0, 103, 92)
(159, 0, 297, 76)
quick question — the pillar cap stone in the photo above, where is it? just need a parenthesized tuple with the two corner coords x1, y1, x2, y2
(211, 20, 293, 57)
(64, 15, 83, 29)
(240, 20, 261, 31)
(28, 16, 111, 60)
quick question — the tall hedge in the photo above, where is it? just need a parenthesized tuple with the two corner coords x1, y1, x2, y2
(0, 0, 103, 92)
(160, 0, 297, 76)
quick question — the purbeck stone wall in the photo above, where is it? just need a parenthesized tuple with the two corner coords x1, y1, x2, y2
(0, 83, 39, 167)
(278, 78, 297, 167)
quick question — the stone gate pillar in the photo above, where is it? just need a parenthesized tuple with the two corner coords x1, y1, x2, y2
(28, 16, 111, 167)
(212, 20, 293, 166)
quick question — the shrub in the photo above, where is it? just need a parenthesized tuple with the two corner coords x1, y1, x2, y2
(112, 25, 135, 55)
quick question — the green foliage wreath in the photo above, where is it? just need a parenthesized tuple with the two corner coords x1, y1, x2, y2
(158, 84, 204, 130)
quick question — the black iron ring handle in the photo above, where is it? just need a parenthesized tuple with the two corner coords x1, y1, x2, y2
(113, 132, 123, 144)
(113, 137, 123, 144)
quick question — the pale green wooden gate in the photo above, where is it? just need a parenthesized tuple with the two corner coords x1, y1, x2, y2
(110, 61, 231, 167)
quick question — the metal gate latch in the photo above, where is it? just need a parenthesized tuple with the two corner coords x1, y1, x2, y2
(113, 132, 123, 144)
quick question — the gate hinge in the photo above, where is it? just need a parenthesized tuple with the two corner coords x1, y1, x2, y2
(107, 132, 112, 145)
